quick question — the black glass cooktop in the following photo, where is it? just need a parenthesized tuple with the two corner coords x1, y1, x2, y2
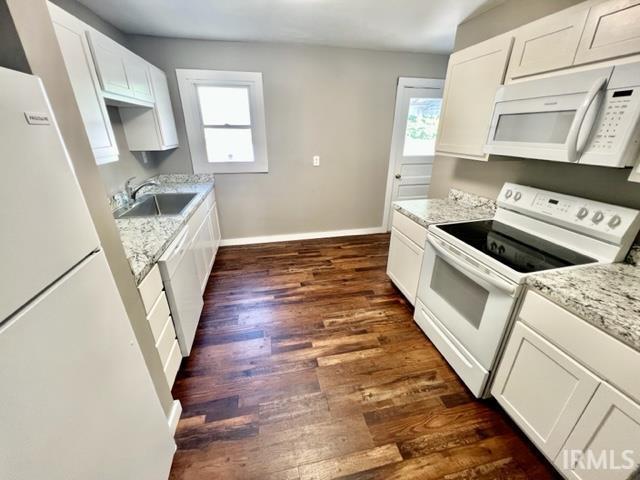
(437, 220, 597, 273)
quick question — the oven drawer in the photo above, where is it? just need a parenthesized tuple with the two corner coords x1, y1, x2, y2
(414, 300, 490, 397)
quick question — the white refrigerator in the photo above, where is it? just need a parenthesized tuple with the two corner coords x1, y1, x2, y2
(0, 67, 175, 478)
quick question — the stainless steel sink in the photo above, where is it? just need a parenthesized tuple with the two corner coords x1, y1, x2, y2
(114, 193, 197, 219)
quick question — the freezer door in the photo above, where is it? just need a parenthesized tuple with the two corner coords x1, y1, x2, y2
(0, 67, 99, 321)
(0, 252, 175, 480)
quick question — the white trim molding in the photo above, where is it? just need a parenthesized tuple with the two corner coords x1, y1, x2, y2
(167, 400, 182, 437)
(176, 69, 268, 174)
(220, 226, 387, 246)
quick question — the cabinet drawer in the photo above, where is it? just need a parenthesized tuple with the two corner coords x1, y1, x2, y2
(147, 291, 170, 342)
(519, 290, 640, 403)
(156, 316, 177, 367)
(163, 340, 182, 387)
(391, 210, 427, 247)
(138, 264, 163, 314)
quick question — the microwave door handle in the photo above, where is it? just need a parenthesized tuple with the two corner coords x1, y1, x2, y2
(566, 77, 608, 163)
(427, 236, 517, 296)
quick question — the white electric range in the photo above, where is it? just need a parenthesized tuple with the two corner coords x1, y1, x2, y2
(414, 183, 640, 398)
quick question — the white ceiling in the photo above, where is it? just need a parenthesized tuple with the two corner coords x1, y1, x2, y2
(76, 0, 500, 54)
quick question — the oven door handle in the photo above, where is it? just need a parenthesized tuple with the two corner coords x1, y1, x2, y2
(566, 76, 608, 163)
(427, 236, 517, 296)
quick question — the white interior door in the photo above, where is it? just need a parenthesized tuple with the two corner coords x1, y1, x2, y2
(384, 78, 444, 229)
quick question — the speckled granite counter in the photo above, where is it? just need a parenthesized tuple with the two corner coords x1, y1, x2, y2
(114, 174, 215, 284)
(393, 188, 496, 227)
(526, 245, 640, 353)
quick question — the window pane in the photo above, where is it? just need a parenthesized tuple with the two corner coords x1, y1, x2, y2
(197, 86, 251, 125)
(204, 128, 254, 163)
(402, 98, 442, 156)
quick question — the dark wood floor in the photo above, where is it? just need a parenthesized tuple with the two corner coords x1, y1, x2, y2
(170, 234, 558, 480)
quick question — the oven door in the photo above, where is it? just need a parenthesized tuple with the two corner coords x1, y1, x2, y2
(485, 67, 612, 163)
(417, 233, 520, 372)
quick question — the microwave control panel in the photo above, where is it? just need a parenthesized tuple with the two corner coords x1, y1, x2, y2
(589, 89, 636, 151)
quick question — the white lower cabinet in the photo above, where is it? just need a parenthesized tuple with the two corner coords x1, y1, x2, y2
(556, 383, 640, 479)
(493, 290, 640, 478)
(492, 321, 600, 459)
(386, 211, 426, 305)
(137, 264, 180, 388)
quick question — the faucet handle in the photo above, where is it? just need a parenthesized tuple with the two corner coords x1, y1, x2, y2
(125, 177, 137, 200)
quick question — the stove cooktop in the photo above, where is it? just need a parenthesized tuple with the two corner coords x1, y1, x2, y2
(437, 220, 597, 274)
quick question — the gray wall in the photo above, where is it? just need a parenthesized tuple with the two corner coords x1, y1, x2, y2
(128, 37, 449, 239)
(50, 0, 163, 195)
(430, 0, 640, 211)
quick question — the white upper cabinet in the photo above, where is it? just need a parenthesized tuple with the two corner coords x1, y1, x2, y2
(48, 3, 119, 165)
(506, 3, 591, 81)
(435, 34, 514, 161)
(575, 0, 640, 65)
(86, 29, 153, 107)
(120, 66, 179, 151)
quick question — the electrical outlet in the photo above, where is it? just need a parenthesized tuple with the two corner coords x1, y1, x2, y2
(313, 155, 320, 166)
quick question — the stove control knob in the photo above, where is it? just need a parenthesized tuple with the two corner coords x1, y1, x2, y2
(592, 211, 605, 224)
(490, 241, 498, 251)
(577, 207, 589, 220)
(514, 192, 522, 201)
(505, 189, 513, 199)
(608, 215, 622, 228)
(498, 245, 506, 255)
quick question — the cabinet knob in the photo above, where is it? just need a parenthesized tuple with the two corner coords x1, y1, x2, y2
(395, 174, 401, 179)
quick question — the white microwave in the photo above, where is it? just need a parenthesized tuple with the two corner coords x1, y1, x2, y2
(484, 62, 640, 168)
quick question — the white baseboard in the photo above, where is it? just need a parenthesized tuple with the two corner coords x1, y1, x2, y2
(167, 400, 182, 436)
(220, 226, 387, 247)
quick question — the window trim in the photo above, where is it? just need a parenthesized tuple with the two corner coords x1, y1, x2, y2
(176, 69, 268, 173)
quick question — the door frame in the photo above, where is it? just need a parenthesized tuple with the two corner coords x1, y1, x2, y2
(382, 77, 445, 231)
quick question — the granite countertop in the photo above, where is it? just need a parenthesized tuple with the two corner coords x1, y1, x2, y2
(393, 188, 497, 227)
(115, 174, 215, 284)
(526, 245, 640, 353)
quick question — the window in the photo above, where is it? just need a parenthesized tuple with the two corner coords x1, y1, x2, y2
(402, 97, 442, 156)
(176, 69, 268, 173)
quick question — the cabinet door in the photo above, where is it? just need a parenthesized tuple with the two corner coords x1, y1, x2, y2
(575, 0, 640, 65)
(86, 29, 131, 98)
(210, 202, 221, 268)
(436, 34, 513, 161)
(556, 383, 640, 479)
(492, 322, 600, 459)
(193, 214, 214, 294)
(506, 3, 589, 81)
(150, 66, 179, 148)
(48, 4, 119, 165)
(125, 54, 154, 102)
(386, 228, 423, 305)
(120, 66, 179, 151)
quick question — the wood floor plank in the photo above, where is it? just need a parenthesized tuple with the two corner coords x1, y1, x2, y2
(297, 444, 403, 480)
(169, 234, 559, 479)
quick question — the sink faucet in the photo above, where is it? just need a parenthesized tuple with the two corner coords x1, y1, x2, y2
(125, 176, 160, 202)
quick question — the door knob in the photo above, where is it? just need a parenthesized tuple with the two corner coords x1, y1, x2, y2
(395, 174, 401, 179)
